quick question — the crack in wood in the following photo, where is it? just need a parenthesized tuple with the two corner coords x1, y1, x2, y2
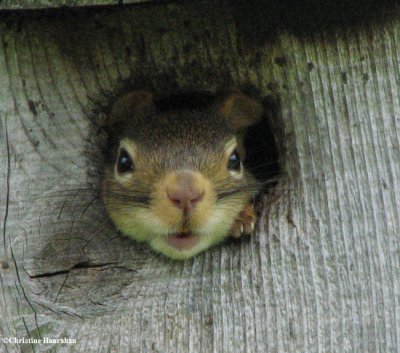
(28, 261, 137, 279)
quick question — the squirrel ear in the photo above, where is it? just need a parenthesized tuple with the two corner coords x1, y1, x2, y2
(218, 93, 263, 131)
(107, 91, 154, 126)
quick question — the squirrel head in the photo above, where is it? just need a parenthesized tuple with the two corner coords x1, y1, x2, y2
(101, 91, 263, 260)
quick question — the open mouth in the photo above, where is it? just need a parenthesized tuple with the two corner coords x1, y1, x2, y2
(167, 232, 199, 250)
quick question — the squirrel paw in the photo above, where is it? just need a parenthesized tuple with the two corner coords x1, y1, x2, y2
(231, 203, 257, 238)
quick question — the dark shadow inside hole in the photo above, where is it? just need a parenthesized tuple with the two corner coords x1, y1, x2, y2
(155, 92, 216, 111)
(243, 97, 281, 188)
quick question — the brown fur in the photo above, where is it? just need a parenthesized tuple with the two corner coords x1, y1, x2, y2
(101, 91, 263, 259)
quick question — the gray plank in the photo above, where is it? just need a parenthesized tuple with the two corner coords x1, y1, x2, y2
(0, 1, 399, 353)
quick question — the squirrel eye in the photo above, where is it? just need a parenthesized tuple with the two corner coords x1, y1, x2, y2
(227, 149, 241, 171)
(117, 149, 134, 173)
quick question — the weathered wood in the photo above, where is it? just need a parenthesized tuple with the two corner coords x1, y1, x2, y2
(0, 1, 399, 352)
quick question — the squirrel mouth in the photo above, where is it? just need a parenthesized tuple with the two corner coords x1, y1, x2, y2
(167, 232, 199, 250)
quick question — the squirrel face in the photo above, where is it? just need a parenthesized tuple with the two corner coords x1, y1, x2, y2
(102, 91, 263, 260)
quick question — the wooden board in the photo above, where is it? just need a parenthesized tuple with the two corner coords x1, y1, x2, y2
(0, 1, 399, 352)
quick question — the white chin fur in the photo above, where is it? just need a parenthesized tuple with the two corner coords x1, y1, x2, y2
(149, 208, 234, 260)
(112, 206, 239, 260)
(150, 226, 231, 260)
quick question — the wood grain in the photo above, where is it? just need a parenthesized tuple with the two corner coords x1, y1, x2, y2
(0, 1, 399, 352)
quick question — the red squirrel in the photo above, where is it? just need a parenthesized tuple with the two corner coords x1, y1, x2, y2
(101, 91, 262, 260)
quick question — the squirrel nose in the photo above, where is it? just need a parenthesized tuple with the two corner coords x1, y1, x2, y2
(166, 171, 205, 212)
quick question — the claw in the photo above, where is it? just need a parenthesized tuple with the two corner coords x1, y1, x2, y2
(230, 203, 257, 239)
